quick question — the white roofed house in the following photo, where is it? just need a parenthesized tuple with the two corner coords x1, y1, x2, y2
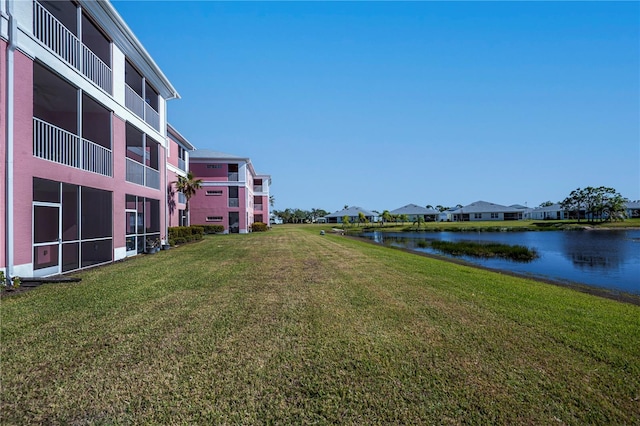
(323, 207, 376, 224)
(528, 204, 567, 221)
(449, 201, 525, 222)
(625, 201, 640, 219)
(390, 204, 439, 222)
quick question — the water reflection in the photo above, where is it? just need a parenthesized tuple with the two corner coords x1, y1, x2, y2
(359, 230, 640, 295)
(561, 231, 629, 271)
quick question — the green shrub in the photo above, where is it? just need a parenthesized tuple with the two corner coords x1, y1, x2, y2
(252, 222, 268, 232)
(168, 226, 205, 243)
(203, 225, 224, 234)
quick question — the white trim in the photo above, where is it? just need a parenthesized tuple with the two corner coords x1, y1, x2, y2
(5, 8, 16, 279)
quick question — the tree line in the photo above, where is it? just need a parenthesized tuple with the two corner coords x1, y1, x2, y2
(271, 186, 631, 224)
(271, 208, 330, 224)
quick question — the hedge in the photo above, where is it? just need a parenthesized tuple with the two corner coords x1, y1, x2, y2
(251, 222, 268, 232)
(203, 224, 225, 234)
(168, 226, 205, 246)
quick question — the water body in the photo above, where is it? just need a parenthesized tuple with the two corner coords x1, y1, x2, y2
(359, 230, 640, 295)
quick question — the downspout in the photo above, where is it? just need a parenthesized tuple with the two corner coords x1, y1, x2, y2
(5, 2, 16, 283)
(164, 135, 168, 244)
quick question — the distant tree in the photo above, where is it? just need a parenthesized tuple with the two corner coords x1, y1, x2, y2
(269, 195, 275, 208)
(381, 210, 393, 226)
(413, 215, 425, 229)
(400, 214, 409, 225)
(603, 193, 628, 222)
(275, 209, 287, 223)
(539, 201, 555, 208)
(561, 186, 627, 222)
(343, 205, 350, 210)
(173, 171, 202, 226)
(293, 209, 307, 223)
(358, 212, 367, 227)
(342, 215, 351, 229)
(310, 208, 329, 222)
(426, 205, 434, 210)
(436, 205, 449, 212)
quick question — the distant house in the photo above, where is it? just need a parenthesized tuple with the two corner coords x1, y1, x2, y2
(390, 204, 439, 222)
(625, 201, 640, 219)
(324, 207, 376, 224)
(438, 208, 456, 222)
(527, 204, 567, 220)
(449, 201, 525, 221)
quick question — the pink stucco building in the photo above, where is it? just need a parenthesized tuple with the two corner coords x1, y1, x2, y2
(189, 150, 271, 234)
(1, 0, 180, 278)
(166, 124, 195, 228)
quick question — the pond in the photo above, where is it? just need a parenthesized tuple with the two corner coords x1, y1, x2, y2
(358, 230, 640, 295)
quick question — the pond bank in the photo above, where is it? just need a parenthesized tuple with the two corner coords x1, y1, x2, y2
(347, 233, 640, 306)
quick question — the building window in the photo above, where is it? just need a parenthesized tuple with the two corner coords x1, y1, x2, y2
(125, 194, 160, 254)
(474, 213, 482, 219)
(206, 190, 223, 196)
(206, 216, 223, 222)
(33, 177, 113, 273)
(491, 213, 499, 219)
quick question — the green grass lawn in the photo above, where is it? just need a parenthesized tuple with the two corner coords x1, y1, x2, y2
(1, 225, 639, 424)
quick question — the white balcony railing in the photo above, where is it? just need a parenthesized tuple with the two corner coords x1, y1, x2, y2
(178, 192, 187, 204)
(178, 157, 186, 172)
(82, 45, 113, 94)
(34, 1, 112, 94)
(229, 198, 239, 208)
(145, 103, 160, 131)
(253, 185, 263, 192)
(255, 204, 263, 211)
(33, 1, 80, 68)
(125, 85, 160, 131)
(228, 172, 239, 182)
(145, 167, 160, 190)
(125, 85, 145, 119)
(33, 118, 112, 177)
(125, 157, 160, 190)
(126, 158, 145, 186)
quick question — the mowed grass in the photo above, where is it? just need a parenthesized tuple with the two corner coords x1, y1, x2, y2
(1, 225, 639, 424)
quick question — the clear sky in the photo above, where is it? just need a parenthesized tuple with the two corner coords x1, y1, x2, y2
(111, 1, 639, 213)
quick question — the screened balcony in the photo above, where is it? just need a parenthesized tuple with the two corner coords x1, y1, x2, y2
(33, 62, 112, 177)
(125, 61, 160, 131)
(228, 164, 239, 182)
(229, 186, 239, 207)
(33, 0, 112, 94)
(125, 123, 161, 190)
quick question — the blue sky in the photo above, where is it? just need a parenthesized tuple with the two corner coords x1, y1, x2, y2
(112, 1, 639, 213)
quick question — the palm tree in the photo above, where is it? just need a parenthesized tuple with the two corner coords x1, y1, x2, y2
(174, 171, 202, 226)
(358, 212, 367, 227)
